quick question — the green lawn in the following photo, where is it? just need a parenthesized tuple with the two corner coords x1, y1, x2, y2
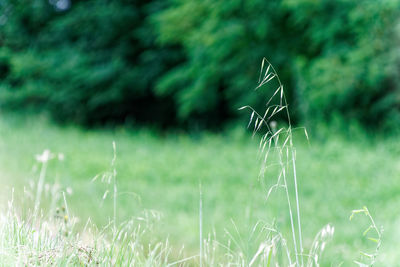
(0, 114, 399, 266)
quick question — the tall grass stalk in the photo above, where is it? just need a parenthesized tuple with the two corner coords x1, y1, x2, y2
(239, 58, 382, 266)
(240, 58, 312, 266)
(112, 141, 117, 230)
(350, 206, 383, 266)
(34, 150, 50, 217)
(199, 182, 203, 267)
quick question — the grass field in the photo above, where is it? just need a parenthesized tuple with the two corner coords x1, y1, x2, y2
(0, 114, 399, 266)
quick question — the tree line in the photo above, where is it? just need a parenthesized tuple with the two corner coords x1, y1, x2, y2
(0, 0, 399, 130)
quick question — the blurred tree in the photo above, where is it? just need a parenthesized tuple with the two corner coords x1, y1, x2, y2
(153, 0, 298, 128)
(154, 0, 400, 130)
(0, 0, 399, 131)
(285, 0, 400, 131)
(0, 0, 183, 127)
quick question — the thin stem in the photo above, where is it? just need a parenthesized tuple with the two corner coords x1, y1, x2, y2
(112, 141, 117, 230)
(34, 161, 48, 217)
(279, 150, 299, 266)
(291, 146, 303, 266)
(199, 182, 203, 267)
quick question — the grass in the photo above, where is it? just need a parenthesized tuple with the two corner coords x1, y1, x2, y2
(0, 111, 399, 265)
(1, 187, 177, 265)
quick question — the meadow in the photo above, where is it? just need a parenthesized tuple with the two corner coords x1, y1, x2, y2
(0, 113, 399, 266)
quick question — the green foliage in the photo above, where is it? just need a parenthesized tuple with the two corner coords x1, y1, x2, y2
(287, 0, 400, 131)
(155, 0, 400, 130)
(154, 0, 292, 127)
(0, 0, 399, 130)
(0, 0, 181, 126)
